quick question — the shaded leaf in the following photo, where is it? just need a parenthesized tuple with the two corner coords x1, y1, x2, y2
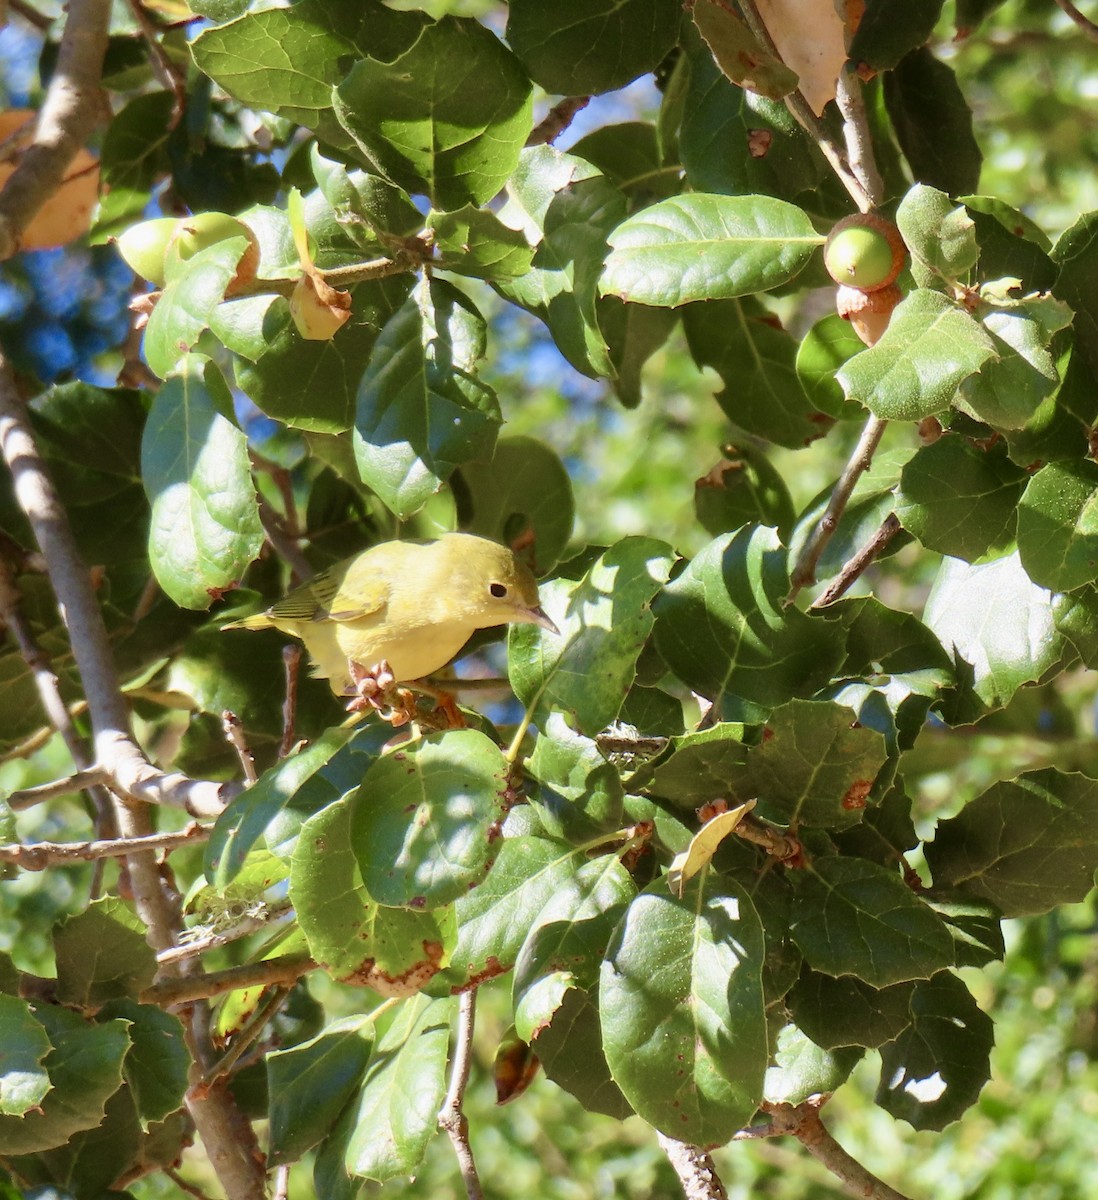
(690, 0, 799, 101)
(54, 898, 157, 1009)
(789, 856, 954, 986)
(786, 968, 914, 1050)
(764, 1024, 862, 1105)
(876, 972, 992, 1130)
(925, 769, 1098, 917)
(0, 993, 51, 1116)
(1018, 461, 1098, 592)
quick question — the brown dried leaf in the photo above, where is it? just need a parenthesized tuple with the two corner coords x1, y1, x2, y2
(755, 0, 849, 115)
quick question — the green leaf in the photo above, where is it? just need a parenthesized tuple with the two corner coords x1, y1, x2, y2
(268, 1019, 373, 1166)
(895, 435, 1027, 560)
(925, 769, 1098, 917)
(883, 47, 982, 196)
(747, 699, 890, 831)
(428, 206, 534, 280)
(333, 17, 532, 209)
(140, 355, 263, 610)
(600, 875, 767, 1143)
(353, 277, 502, 519)
(94, 92, 174, 236)
(896, 183, 979, 286)
(876, 972, 992, 1130)
(601, 194, 821, 307)
(234, 279, 413, 435)
(632, 723, 753, 807)
(352, 730, 511, 909)
(848, 0, 943, 69)
(100, 1000, 188, 1129)
(786, 968, 914, 1050)
(509, 537, 674, 737)
(526, 714, 625, 839)
(205, 725, 386, 887)
(683, 298, 831, 448)
(694, 445, 797, 540)
(679, 25, 822, 200)
(506, 0, 680, 95)
(653, 527, 844, 709)
(837, 289, 998, 420)
(764, 1025, 862, 1106)
(796, 314, 868, 420)
(431, 837, 619, 992)
(0, 994, 52, 1116)
(1017, 462, 1098, 592)
(924, 552, 1077, 716)
(962, 195, 1056, 290)
(925, 896, 1004, 968)
(344, 996, 454, 1183)
(570, 122, 681, 204)
(690, 0, 799, 100)
(454, 435, 575, 576)
(788, 856, 954, 986)
(957, 304, 1066, 431)
(54, 898, 157, 1009)
(1053, 211, 1098, 377)
(0, 1005, 129, 1155)
(191, 0, 427, 146)
(599, 297, 679, 408)
(292, 797, 454, 994)
(495, 146, 627, 378)
(143, 236, 253, 381)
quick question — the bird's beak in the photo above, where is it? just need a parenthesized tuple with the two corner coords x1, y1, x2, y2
(520, 605, 560, 635)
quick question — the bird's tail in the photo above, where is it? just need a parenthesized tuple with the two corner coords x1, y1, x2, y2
(220, 613, 270, 631)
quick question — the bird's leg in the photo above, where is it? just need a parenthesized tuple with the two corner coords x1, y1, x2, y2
(408, 680, 466, 730)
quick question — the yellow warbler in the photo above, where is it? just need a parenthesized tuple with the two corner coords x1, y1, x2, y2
(222, 532, 558, 694)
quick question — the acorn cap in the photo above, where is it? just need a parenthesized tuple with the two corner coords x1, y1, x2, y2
(824, 213, 906, 293)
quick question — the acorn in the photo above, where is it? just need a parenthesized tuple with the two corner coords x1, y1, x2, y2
(165, 212, 260, 294)
(823, 213, 905, 293)
(114, 217, 180, 286)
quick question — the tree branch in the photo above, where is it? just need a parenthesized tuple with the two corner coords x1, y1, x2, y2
(439, 989, 484, 1200)
(835, 65, 886, 208)
(656, 1132, 728, 1200)
(787, 414, 889, 603)
(0, 0, 111, 259)
(0, 822, 209, 869)
(140, 954, 316, 1008)
(6, 767, 109, 810)
(1053, 0, 1098, 42)
(761, 1101, 914, 1200)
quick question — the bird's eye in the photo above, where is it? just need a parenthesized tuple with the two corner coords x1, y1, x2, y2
(490, 582, 508, 599)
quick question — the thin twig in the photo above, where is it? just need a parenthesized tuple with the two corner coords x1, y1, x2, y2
(439, 989, 484, 1200)
(221, 710, 259, 785)
(835, 65, 885, 208)
(9, 0, 55, 31)
(787, 414, 889, 603)
(124, 0, 188, 125)
(0, 822, 210, 869)
(810, 513, 902, 609)
(6, 767, 110, 810)
(1053, 0, 1098, 41)
(273, 1165, 290, 1200)
(280, 645, 302, 758)
(526, 96, 591, 146)
(256, 496, 314, 583)
(0, 0, 112, 259)
(734, 813, 802, 863)
(656, 1132, 728, 1200)
(140, 954, 316, 1008)
(761, 1101, 913, 1200)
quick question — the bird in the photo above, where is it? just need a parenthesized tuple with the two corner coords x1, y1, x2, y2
(222, 532, 558, 718)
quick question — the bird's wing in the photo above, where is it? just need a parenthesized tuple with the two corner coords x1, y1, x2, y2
(267, 560, 390, 624)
